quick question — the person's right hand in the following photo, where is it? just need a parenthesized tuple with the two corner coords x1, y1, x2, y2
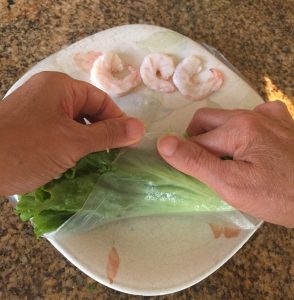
(157, 101, 294, 228)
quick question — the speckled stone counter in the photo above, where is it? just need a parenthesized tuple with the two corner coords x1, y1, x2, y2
(0, 1, 293, 299)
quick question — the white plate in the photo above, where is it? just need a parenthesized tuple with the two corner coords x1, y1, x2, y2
(7, 25, 263, 296)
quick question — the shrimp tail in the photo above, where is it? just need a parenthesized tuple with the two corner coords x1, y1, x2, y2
(127, 64, 142, 85)
(209, 68, 224, 91)
(127, 64, 136, 73)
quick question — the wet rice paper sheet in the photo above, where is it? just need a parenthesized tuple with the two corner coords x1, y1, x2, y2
(52, 133, 259, 240)
(51, 43, 260, 239)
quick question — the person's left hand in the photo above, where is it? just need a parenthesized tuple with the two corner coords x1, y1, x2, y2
(0, 72, 145, 196)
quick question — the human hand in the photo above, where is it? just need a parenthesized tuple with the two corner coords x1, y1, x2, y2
(157, 101, 294, 227)
(0, 72, 145, 196)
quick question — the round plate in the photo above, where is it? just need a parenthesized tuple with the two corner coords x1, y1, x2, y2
(7, 25, 263, 296)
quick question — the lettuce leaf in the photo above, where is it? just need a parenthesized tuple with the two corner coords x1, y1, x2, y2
(16, 148, 232, 237)
(16, 150, 119, 237)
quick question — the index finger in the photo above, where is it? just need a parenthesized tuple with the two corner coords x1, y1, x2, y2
(186, 107, 246, 137)
(71, 79, 125, 122)
(253, 100, 292, 121)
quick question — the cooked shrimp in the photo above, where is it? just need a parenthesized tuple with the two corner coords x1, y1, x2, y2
(140, 53, 176, 93)
(173, 56, 224, 101)
(74, 51, 101, 72)
(90, 53, 141, 97)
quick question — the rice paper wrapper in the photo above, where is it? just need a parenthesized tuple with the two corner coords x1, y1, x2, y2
(51, 133, 259, 240)
(51, 43, 261, 239)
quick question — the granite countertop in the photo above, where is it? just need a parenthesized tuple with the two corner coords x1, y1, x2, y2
(0, 1, 293, 299)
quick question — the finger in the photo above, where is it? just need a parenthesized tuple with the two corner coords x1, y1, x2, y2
(186, 107, 245, 136)
(77, 117, 145, 155)
(71, 79, 124, 121)
(189, 129, 234, 158)
(254, 100, 292, 121)
(157, 135, 254, 210)
(157, 135, 249, 194)
(127, 141, 141, 148)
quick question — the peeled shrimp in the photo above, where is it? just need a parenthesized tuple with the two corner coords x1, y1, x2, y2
(140, 53, 176, 93)
(90, 53, 141, 97)
(173, 56, 224, 101)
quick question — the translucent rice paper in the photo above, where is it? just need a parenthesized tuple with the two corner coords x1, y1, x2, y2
(52, 133, 259, 239)
(50, 44, 261, 239)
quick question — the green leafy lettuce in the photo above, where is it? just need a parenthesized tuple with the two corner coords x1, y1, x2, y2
(16, 148, 232, 237)
(16, 150, 119, 237)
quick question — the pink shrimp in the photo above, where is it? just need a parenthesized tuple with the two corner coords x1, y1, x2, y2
(140, 53, 176, 93)
(90, 53, 141, 97)
(173, 55, 224, 101)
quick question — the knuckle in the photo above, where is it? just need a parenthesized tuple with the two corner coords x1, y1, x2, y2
(255, 100, 287, 114)
(30, 71, 70, 84)
(30, 71, 53, 81)
(268, 100, 286, 110)
(234, 113, 260, 133)
(270, 100, 291, 117)
(27, 72, 47, 86)
(99, 120, 116, 149)
(182, 144, 207, 171)
(59, 121, 91, 158)
(193, 107, 209, 120)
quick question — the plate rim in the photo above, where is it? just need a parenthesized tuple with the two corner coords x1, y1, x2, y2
(6, 23, 264, 296)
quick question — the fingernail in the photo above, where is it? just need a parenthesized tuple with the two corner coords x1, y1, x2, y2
(126, 118, 145, 140)
(158, 136, 179, 157)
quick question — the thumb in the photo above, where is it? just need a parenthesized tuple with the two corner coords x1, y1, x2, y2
(157, 135, 250, 201)
(76, 117, 145, 155)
